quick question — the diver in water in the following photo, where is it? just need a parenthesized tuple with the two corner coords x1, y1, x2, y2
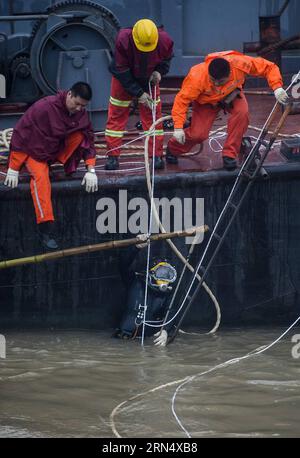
(114, 235, 179, 346)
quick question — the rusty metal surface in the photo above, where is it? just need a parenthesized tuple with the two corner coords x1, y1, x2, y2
(1, 94, 300, 186)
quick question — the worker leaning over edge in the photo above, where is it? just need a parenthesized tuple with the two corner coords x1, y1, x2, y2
(166, 50, 288, 170)
(4, 81, 98, 250)
(105, 18, 174, 171)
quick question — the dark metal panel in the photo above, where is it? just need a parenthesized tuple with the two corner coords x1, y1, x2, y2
(0, 166, 300, 329)
(2, 0, 300, 75)
(182, 0, 260, 55)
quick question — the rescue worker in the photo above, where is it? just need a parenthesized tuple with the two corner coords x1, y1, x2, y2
(166, 50, 289, 170)
(4, 82, 98, 250)
(105, 19, 174, 171)
(114, 236, 179, 346)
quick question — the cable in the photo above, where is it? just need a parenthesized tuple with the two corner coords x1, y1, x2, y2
(172, 71, 300, 341)
(141, 84, 158, 346)
(171, 314, 300, 437)
(143, 115, 221, 335)
(109, 314, 300, 438)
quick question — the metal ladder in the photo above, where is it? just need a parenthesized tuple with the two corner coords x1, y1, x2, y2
(168, 102, 292, 344)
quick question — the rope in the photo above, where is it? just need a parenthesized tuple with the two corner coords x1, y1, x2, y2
(173, 71, 300, 336)
(109, 314, 300, 438)
(143, 115, 221, 335)
(171, 314, 300, 437)
(141, 84, 158, 346)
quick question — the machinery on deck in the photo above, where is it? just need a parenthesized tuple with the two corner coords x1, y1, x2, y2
(1, 0, 300, 130)
(0, 1, 120, 128)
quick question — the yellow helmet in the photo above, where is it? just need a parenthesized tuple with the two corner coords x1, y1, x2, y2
(132, 19, 158, 52)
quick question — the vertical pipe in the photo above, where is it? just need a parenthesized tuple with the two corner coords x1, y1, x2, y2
(8, 0, 14, 34)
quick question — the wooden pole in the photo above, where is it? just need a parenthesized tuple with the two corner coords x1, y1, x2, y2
(0, 225, 209, 270)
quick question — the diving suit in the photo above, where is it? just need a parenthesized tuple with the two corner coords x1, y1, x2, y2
(114, 241, 179, 345)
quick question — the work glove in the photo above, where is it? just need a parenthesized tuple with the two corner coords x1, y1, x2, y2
(81, 171, 98, 193)
(136, 233, 150, 249)
(149, 71, 161, 85)
(274, 87, 289, 104)
(4, 168, 19, 188)
(138, 92, 154, 110)
(173, 128, 185, 144)
(153, 330, 168, 347)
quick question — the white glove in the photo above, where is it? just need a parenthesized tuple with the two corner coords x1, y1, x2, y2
(81, 171, 98, 193)
(153, 330, 168, 347)
(173, 128, 185, 144)
(138, 92, 153, 110)
(150, 71, 161, 85)
(136, 233, 150, 249)
(4, 168, 19, 188)
(274, 87, 289, 104)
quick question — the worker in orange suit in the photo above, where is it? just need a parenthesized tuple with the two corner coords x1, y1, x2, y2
(4, 82, 98, 250)
(166, 50, 288, 170)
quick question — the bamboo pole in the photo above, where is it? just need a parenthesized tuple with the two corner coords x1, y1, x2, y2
(0, 225, 209, 270)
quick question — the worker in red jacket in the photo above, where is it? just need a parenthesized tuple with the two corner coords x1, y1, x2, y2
(105, 19, 174, 171)
(166, 50, 288, 170)
(4, 82, 98, 250)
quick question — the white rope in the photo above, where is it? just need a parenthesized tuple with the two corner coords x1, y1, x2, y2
(141, 85, 158, 346)
(104, 130, 154, 156)
(175, 72, 300, 334)
(171, 314, 300, 437)
(144, 115, 221, 335)
(109, 315, 300, 438)
(208, 131, 227, 153)
(0, 128, 12, 149)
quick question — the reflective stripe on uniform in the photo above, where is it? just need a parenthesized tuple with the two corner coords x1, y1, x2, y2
(143, 129, 164, 136)
(33, 179, 44, 220)
(105, 129, 126, 138)
(109, 96, 131, 107)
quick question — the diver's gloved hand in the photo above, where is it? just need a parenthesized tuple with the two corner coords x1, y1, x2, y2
(138, 92, 153, 110)
(4, 168, 19, 188)
(154, 330, 168, 347)
(149, 71, 161, 85)
(81, 171, 98, 193)
(136, 233, 150, 249)
(274, 87, 289, 104)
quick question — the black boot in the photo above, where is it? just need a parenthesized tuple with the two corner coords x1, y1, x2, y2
(166, 148, 178, 165)
(154, 156, 165, 170)
(223, 156, 237, 171)
(38, 222, 59, 250)
(105, 156, 119, 170)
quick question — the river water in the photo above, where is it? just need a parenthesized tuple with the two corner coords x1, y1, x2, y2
(0, 327, 300, 438)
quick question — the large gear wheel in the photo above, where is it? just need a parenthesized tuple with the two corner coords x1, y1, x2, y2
(46, 0, 120, 29)
(30, 0, 120, 94)
(10, 55, 31, 79)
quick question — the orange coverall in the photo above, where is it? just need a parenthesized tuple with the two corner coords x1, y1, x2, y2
(168, 51, 283, 159)
(9, 132, 95, 224)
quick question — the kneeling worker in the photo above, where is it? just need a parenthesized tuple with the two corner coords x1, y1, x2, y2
(4, 82, 98, 249)
(166, 50, 288, 170)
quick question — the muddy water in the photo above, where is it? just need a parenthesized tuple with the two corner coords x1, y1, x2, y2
(0, 328, 300, 437)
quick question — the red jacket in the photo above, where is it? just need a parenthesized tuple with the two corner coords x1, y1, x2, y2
(172, 50, 284, 128)
(109, 27, 174, 97)
(11, 91, 96, 163)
